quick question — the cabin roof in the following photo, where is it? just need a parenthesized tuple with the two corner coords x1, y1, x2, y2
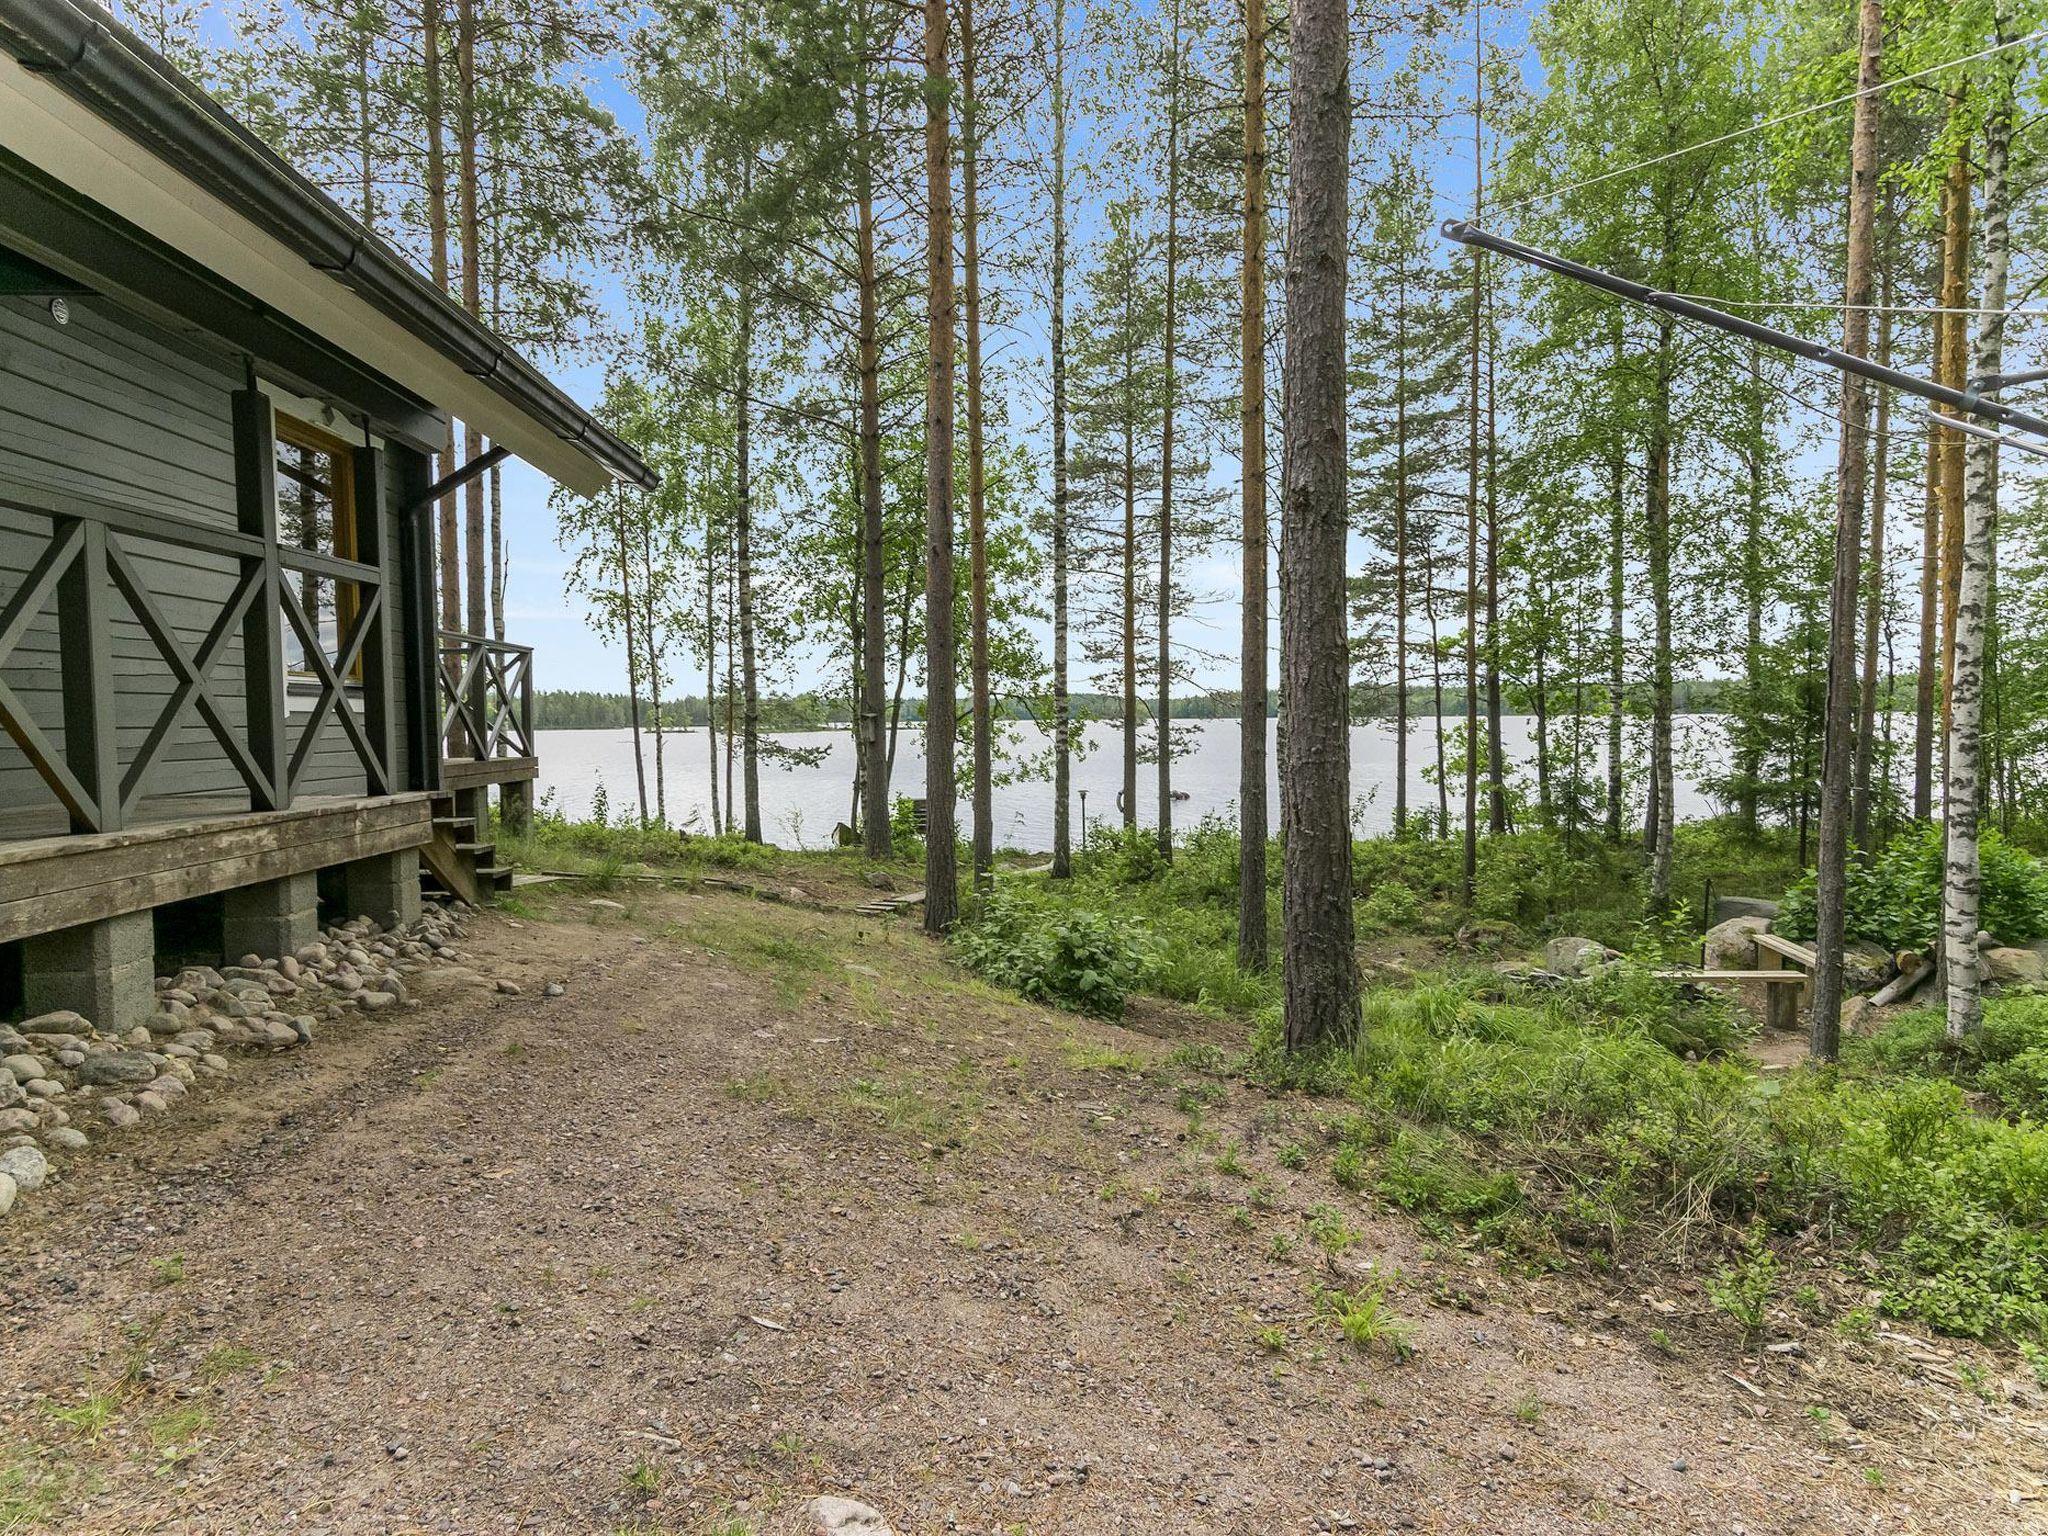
(0, 0, 654, 498)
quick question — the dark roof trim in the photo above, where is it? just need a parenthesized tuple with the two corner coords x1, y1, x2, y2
(0, 0, 656, 492)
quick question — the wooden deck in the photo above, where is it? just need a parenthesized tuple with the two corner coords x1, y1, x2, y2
(0, 792, 432, 945)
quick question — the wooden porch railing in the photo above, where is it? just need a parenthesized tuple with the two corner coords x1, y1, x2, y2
(436, 629, 534, 767)
(0, 469, 394, 835)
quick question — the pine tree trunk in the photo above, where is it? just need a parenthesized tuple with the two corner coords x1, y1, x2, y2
(1483, 272, 1506, 835)
(1945, 17, 2015, 1042)
(1157, 0, 1181, 862)
(1427, 539, 1449, 837)
(1810, 0, 1882, 1062)
(422, 3, 458, 649)
(736, 304, 762, 844)
(1050, 6, 1074, 879)
(1646, 315, 1675, 911)
(922, 0, 960, 934)
(1462, 294, 1480, 899)
(1606, 319, 1626, 845)
(1237, 0, 1269, 968)
(1854, 246, 1893, 848)
(854, 131, 892, 859)
(725, 541, 737, 834)
(642, 515, 666, 827)
(355, 29, 377, 232)
(456, 0, 485, 643)
(1914, 380, 1940, 822)
(1740, 345, 1765, 837)
(1122, 414, 1138, 830)
(706, 497, 721, 836)
(615, 491, 648, 826)
(1393, 271, 1409, 837)
(962, 0, 992, 891)
(1278, 0, 1358, 1049)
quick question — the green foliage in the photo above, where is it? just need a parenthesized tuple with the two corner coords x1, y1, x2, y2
(1708, 1230, 1778, 1345)
(1358, 879, 1419, 933)
(955, 887, 1156, 1018)
(1846, 992, 2048, 1121)
(1779, 824, 2048, 953)
(1312, 1277, 1415, 1359)
(1242, 976, 2048, 1346)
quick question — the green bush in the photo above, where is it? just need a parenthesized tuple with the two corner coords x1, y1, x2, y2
(1779, 824, 2048, 953)
(1359, 880, 1420, 933)
(956, 886, 1156, 1018)
(1845, 992, 2048, 1121)
(1249, 975, 2048, 1344)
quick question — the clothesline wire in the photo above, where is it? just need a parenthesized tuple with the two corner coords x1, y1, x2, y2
(1491, 26, 2048, 216)
(1658, 294, 2048, 319)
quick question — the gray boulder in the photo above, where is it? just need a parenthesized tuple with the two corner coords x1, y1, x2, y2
(0, 1170, 14, 1218)
(1544, 936, 1613, 978)
(0, 1145, 48, 1193)
(1984, 947, 2048, 987)
(1703, 915, 1770, 973)
(76, 1051, 158, 1088)
(1713, 895, 1780, 924)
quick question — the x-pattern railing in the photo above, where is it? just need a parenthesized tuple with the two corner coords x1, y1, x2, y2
(0, 480, 392, 834)
(437, 631, 534, 764)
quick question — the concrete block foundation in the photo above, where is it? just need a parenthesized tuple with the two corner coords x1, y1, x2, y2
(223, 871, 319, 961)
(22, 910, 155, 1033)
(343, 849, 421, 931)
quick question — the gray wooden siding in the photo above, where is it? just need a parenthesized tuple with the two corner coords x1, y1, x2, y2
(0, 292, 413, 828)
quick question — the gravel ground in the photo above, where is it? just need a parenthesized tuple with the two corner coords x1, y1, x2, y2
(1, 884, 2041, 1535)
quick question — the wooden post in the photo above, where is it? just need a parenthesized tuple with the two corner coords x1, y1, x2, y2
(353, 444, 397, 795)
(55, 518, 119, 833)
(232, 388, 288, 810)
(395, 444, 441, 795)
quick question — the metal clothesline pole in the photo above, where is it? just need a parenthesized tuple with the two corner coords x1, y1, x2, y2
(1910, 407, 2048, 460)
(1440, 220, 2048, 444)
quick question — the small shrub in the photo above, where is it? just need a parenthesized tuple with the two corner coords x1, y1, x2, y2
(1359, 879, 1420, 933)
(1312, 1276, 1415, 1359)
(956, 886, 1155, 1018)
(1708, 1230, 1778, 1346)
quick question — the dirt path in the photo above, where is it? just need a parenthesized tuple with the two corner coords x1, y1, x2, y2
(2, 888, 2040, 1535)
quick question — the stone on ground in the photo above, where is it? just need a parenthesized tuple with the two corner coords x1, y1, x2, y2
(1543, 936, 1612, 978)
(0, 1145, 48, 1192)
(807, 1495, 894, 1536)
(1983, 946, 2047, 986)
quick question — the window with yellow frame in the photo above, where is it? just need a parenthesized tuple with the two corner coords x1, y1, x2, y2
(274, 413, 363, 683)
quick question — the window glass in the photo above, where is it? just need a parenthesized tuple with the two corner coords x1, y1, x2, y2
(275, 416, 359, 680)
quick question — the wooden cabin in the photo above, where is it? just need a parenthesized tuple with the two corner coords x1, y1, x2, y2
(0, 2, 653, 1029)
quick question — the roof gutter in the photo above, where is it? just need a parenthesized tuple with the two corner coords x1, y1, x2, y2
(0, 0, 656, 492)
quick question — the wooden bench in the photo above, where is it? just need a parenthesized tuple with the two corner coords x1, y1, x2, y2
(1654, 967, 1806, 1033)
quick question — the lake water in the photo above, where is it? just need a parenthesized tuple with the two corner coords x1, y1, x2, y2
(533, 715, 1732, 851)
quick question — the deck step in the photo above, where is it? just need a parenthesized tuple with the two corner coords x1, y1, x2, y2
(453, 841, 494, 855)
(432, 815, 475, 831)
